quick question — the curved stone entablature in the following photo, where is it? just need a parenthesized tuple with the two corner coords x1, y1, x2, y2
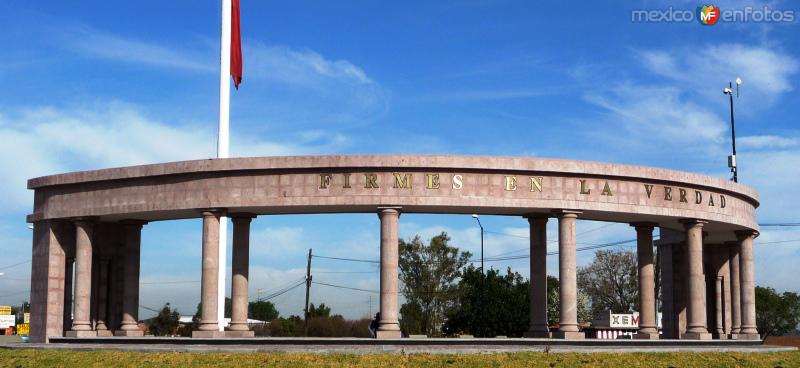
(27, 155, 759, 238)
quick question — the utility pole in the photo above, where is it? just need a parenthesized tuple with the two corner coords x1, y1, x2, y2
(368, 295, 373, 317)
(724, 78, 742, 183)
(304, 248, 313, 335)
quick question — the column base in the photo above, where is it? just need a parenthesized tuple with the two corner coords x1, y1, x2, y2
(714, 333, 729, 340)
(633, 332, 660, 340)
(65, 330, 97, 338)
(96, 330, 114, 337)
(224, 330, 255, 338)
(681, 332, 712, 340)
(552, 331, 584, 339)
(192, 330, 226, 338)
(376, 330, 402, 339)
(523, 331, 551, 338)
(115, 330, 144, 337)
(734, 333, 760, 340)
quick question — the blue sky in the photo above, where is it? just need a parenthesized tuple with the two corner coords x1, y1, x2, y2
(1, 1, 799, 320)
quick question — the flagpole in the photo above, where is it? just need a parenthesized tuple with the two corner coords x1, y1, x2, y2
(217, 0, 232, 332)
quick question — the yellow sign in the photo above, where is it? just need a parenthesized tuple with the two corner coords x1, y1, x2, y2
(0, 306, 11, 315)
(24, 313, 30, 324)
(16, 323, 29, 335)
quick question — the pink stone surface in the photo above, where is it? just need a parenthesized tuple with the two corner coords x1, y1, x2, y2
(26, 155, 758, 234)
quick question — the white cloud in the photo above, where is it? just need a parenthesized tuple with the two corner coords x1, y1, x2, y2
(0, 102, 349, 211)
(55, 24, 212, 72)
(584, 83, 728, 147)
(637, 44, 798, 108)
(250, 226, 306, 259)
(247, 45, 372, 85)
(738, 135, 800, 149)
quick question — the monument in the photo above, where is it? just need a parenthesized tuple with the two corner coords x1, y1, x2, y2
(26, 154, 760, 342)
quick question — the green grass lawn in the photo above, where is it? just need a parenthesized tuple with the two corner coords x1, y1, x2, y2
(0, 349, 798, 367)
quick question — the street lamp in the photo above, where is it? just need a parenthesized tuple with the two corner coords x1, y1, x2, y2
(723, 77, 742, 183)
(471, 214, 484, 274)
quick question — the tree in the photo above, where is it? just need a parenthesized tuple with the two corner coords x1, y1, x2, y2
(249, 300, 279, 321)
(194, 298, 279, 326)
(399, 232, 472, 337)
(577, 250, 639, 317)
(756, 286, 800, 339)
(443, 266, 529, 337)
(546, 275, 592, 326)
(148, 303, 180, 336)
(308, 303, 331, 318)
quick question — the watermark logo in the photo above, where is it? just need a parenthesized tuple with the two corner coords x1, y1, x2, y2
(697, 5, 720, 25)
(631, 4, 795, 24)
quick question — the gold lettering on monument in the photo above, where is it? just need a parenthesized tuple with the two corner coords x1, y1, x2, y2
(319, 174, 332, 189)
(393, 173, 412, 189)
(644, 184, 654, 198)
(530, 176, 543, 192)
(505, 176, 517, 191)
(601, 181, 613, 196)
(365, 173, 379, 189)
(426, 173, 440, 189)
(315, 172, 732, 213)
(452, 174, 463, 190)
(579, 180, 591, 195)
(343, 173, 351, 188)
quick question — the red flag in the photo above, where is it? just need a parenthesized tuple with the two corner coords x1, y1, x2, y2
(230, 0, 243, 89)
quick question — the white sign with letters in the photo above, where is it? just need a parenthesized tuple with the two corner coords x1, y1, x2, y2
(0, 315, 15, 328)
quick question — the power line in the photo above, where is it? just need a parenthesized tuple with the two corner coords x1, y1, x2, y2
(312, 281, 379, 294)
(258, 280, 307, 301)
(759, 223, 800, 227)
(0, 290, 30, 298)
(0, 260, 31, 271)
(313, 255, 379, 264)
(758, 239, 800, 245)
(141, 280, 200, 285)
(314, 270, 377, 274)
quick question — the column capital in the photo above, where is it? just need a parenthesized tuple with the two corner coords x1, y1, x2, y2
(679, 218, 708, 230)
(377, 206, 402, 217)
(198, 208, 226, 218)
(73, 216, 99, 225)
(552, 209, 581, 218)
(630, 222, 657, 230)
(735, 229, 759, 240)
(229, 212, 257, 221)
(120, 219, 148, 227)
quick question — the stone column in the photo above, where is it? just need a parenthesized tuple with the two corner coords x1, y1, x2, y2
(737, 230, 760, 340)
(525, 215, 550, 337)
(67, 220, 96, 337)
(95, 259, 112, 336)
(62, 257, 74, 332)
(659, 243, 676, 338)
(553, 210, 583, 339)
(376, 207, 401, 339)
(193, 210, 226, 338)
(633, 223, 658, 339)
(728, 241, 741, 338)
(116, 221, 146, 336)
(714, 276, 725, 338)
(679, 219, 711, 339)
(226, 214, 255, 337)
(29, 221, 70, 343)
